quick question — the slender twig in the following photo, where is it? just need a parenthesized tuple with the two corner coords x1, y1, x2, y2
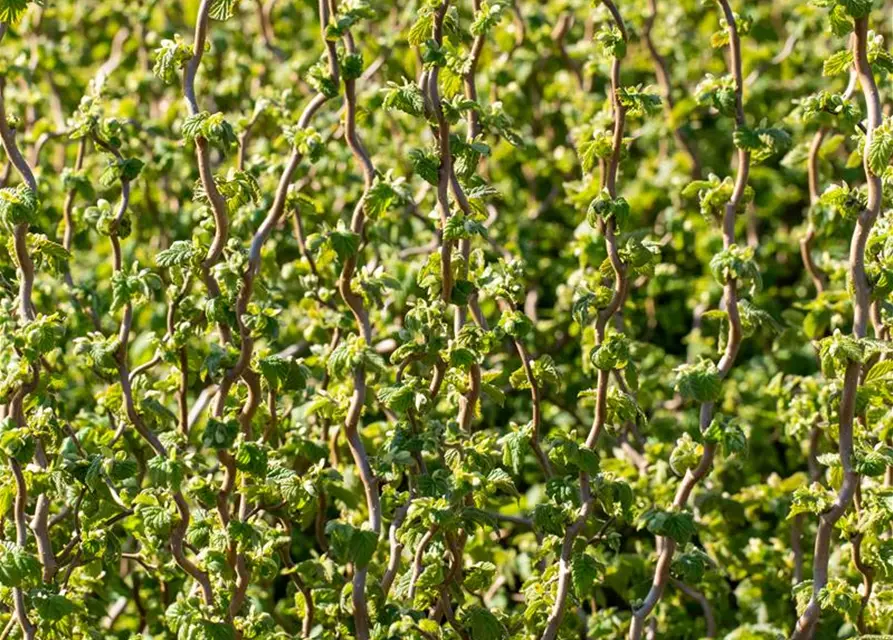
(790, 16, 882, 638)
(541, 4, 628, 637)
(92, 126, 216, 607)
(630, 2, 749, 635)
(331, 3, 381, 637)
(670, 578, 717, 638)
(0, 66, 42, 640)
(183, 0, 233, 343)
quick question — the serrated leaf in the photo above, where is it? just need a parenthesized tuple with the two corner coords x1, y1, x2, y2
(571, 552, 602, 597)
(209, 0, 238, 20)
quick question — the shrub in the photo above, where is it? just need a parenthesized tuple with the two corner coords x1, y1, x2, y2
(0, 0, 890, 638)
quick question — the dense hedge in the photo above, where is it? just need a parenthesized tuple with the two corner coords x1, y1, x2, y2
(0, 0, 892, 638)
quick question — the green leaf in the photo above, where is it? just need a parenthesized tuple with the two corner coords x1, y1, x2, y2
(595, 25, 626, 59)
(465, 562, 497, 592)
(234, 439, 268, 477)
(641, 509, 697, 544)
(0, 543, 40, 588)
(669, 433, 702, 476)
(0, 0, 29, 25)
(407, 12, 433, 46)
(182, 112, 237, 152)
(867, 121, 893, 176)
(533, 503, 568, 537)
(348, 529, 378, 569)
(377, 383, 418, 414)
(0, 185, 38, 230)
(866, 360, 893, 383)
(704, 418, 747, 457)
(383, 79, 426, 117)
(854, 446, 893, 476)
(616, 87, 660, 117)
(671, 548, 711, 583)
(408, 148, 440, 185)
(486, 469, 519, 497)
(31, 588, 78, 622)
(329, 228, 361, 261)
(828, 5, 852, 36)
(674, 360, 723, 403)
(590, 331, 631, 371)
(789, 482, 834, 518)
(156, 240, 196, 267)
(325, 521, 378, 568)
(823, 50, 854, 76)
(818, 330, 864, 378)
(839, 0, 872, 18)
(152, 37, 194, 84)
(258, 355, 309, 391)
(500, 424, 531, 474)
(209, 0, 238, 20)
(571, 552, 603, 597)
(148, 455, 186, 491)
(817, 578, 859, 622)
(462, 606, 507, 640)
(577, 131, 615, 173)
(470, 2, 505, 36)
(137, 502, 174, 536)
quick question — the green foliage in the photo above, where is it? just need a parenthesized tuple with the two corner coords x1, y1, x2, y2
(461, 606, 507, 640)
(674, 360, 723, 403)
(695, 74, 737, 116)
(0, 543, 41, 588)
(709, 244, 762, 294)
(325, 521, 378, 569)
(789, 482, 834, 518)
(0, 185, 37, 230)
(818, 330, 865, 377)
(577, 129, 616, 173)
(202, 417, 239, 449)
(798, 91, 861, 128)
(641, 509, 697, 545)
(182, 111, 238, 153)
(382, 79, 426, 117)
(571, 552, 604, 597)
(617, 86, 661, 118)
(868, 117, 893, 176)
(733, 123, 792, 164)
(1, 1, 892, 639)
(153, 36, 193, 84)
(587, 189, 631, 231)
(682, 173, 754, 219)
(590, 331, 631, 371)
(669, 432, 702, 476)
(0, 0, 29, 25)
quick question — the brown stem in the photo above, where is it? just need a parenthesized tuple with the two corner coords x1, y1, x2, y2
(280, 520, 314, 637)
(381, 499, 411, 596)
(850, 530, 874, 634)
(408, 526, 438, 600)
(94, 130, 216, 607)
(801, 129, 829, 293)
(541, 4, 627, 638)
(9, 460, 35, 639)
(333, 5, 381, 638)
(0, 69, 41, 640)
(551, 14, 584, 89)
(790, 16, 882, 639)
(631, 2, 749, 635)
(427, 0, 456, 304)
